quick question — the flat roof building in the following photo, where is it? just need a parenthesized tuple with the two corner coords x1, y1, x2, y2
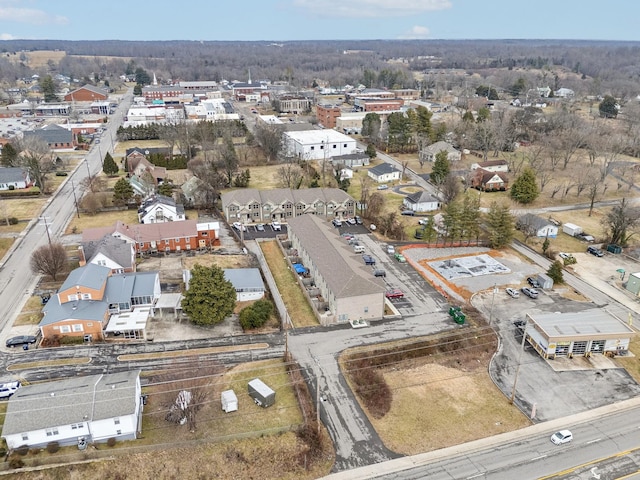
(524, 309, 635, 359)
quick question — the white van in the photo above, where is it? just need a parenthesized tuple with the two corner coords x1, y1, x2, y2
(0, 381, 20, 399)
(353, 245, 365, 254)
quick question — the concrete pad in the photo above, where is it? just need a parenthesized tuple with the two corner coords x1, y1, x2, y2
(545, 354, 622, 372)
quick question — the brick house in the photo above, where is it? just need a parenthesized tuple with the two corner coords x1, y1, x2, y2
(82, 220, 220, 254)
(471, 169, 509, 191)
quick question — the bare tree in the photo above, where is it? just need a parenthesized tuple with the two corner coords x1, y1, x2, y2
(15, 136, 55, 193)
(254, 123, 284, 163)
(276, 161, 304, 189)
(441, 173, 461, 204)
(30, 243, 67, 281)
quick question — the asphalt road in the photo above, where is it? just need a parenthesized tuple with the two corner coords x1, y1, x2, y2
(0, 91, 133, 344)
(323, 398, 640, 480)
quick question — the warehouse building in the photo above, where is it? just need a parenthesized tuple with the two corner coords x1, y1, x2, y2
(524, 309, 634, 360)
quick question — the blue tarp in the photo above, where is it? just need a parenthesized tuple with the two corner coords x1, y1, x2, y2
(293, 263, 307, 274)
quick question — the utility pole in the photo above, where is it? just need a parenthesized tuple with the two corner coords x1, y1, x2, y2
(510, 317, 528, 404)
(85, 157, 91, 178)
(39, 216, 52, 246)
(488, 283, 497, 327)
(70, 178, 80, 218)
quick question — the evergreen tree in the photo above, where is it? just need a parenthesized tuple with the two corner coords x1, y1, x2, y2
(0, 143, 18, 167)
(40, 75, 58, 103)
(157, 182, 174, 196)
(431, 150, 451, 185)
(599, 95, 618, 119)
(486, 201, 515, 248)
(361, 113, 381, 143)
(102, 152, 118, 176)
(365, 143, 377, 159)
(510, 167, 539, 204)
(112, 177, 134, 206)
(546, 260, 564, 284)
(182, 264, 236, 326)
(133, 84, 142, 96)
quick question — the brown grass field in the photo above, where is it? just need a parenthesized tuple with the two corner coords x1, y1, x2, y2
(64, 209, 140, 235)
(260, 240, 318, 327)
(3, 360, 333, 479)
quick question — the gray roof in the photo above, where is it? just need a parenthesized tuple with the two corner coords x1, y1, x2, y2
(68, 84, 108, 97)
(287, 214, 385, 299)
(518, 213, 553, 231)
(82, 235, 134, 270)
(423, 141, 458, 155)
(405, 190, 439, 204)
(369, 163, 398, 176)
(40, 266, 158, 327)
(530, 309, 635, 338)
(1, 371, 140, 436)
(0, 167, 29, 184)
(23, 124, 73, 144)
(221, 187, 353, 210)
(223, 268, 265, 291)
(41, 296, 108, 325)
(59, 263, 111, 292)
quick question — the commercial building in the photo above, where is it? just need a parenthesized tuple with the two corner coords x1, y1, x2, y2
(524, 309, 635, 359)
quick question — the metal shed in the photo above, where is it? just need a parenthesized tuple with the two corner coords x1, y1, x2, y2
(248, 378, 275, 408)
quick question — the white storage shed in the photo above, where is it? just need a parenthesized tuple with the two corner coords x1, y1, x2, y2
(221, 389, 238, 413)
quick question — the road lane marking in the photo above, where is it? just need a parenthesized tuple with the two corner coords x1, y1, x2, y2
(531, 455, 548, 461)
(586, 438, 602, 444)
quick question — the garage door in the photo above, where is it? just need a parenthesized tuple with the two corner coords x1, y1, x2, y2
(572, 341, 587, 356)
(590, 340, 605, 353)
(555, 342, 570, 356)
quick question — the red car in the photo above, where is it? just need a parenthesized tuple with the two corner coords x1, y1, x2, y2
(385, 289, 404, 299)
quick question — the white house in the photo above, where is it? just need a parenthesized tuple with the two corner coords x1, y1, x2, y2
(470, 160, 509, 173)
(223, 268, 266, 301)
(138, 195, 185, 224)
(283, 129, 357, 161)
(403, 191, 441, 213)
(0, 167, 31, 190)
(368, 163, 401, 183)
(517, 213, 559, 238)
(554, 88, 575, 98)
(338, 167, 353, 181)
(2, 370, 142, 449)
(420, 141, 461, 163)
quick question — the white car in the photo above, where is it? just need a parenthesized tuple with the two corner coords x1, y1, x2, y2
(255, 224, 265, 232)
(558, 252, 574, 260)
(506, 288, 520, 298)
(0, 381, 20, 399)
(271, 221, 282, 231)
(232, 222, 246, 232)
(387, 245, 395, 255)
(550, 430, 573, 445)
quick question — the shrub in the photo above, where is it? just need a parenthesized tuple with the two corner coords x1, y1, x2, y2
(8, 456, 24, 469)
(46, 441, 60, 454)
(14, 444, 29, 456)
(106, 437, 116, 447)
(8, 217, 18, 225)
(58, 336, 85, 345)
(8, 185, 14, 190)
(239, 299, 274, 330)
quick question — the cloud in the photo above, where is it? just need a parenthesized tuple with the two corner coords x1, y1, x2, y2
(292, 0, 452, 18)
(0, 3, 68, 25)
(398, 25, 431, 39)
(0, 32, 16, 40)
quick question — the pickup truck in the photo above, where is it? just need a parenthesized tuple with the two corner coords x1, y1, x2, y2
(385, 289, 404, 299)
(362, 254, 376, 265)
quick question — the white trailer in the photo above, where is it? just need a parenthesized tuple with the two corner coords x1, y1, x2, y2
(563, 223, 583, 237)
(221, 389, 238, 413)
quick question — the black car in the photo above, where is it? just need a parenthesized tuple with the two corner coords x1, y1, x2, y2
(527, 277, 540, 288)
(6, 335, 37, 348)
(587, 246, 604, 257)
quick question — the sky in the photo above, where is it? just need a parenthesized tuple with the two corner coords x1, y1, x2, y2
(0, 0, 639, 42)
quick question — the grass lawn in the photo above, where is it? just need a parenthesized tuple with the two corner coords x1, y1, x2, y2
(260, 240, 318, 327)
(13, 296, 44, 327)
(616, 335, 640, 384)
(0, 238, 15, 263)
(64, 209, 140, 234)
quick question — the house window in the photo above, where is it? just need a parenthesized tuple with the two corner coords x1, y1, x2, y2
(45, 428, 59, 437)
(87, 323, 93, 327)
(201, 232, 207, 236)
(116, 430, 122, 435)
(364, 307, 369, 313)
(67, 294, 79, 302)
(139, 242, 144, 248)
(97, 260, 106, 266)
(343, 144, 347, 148)
(114, 418, 120, 425)
(72, 324, 83, 332)
(21, 433, 28, 441)
(81, 293, 91, 300)
(59, 325, 71, 333)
